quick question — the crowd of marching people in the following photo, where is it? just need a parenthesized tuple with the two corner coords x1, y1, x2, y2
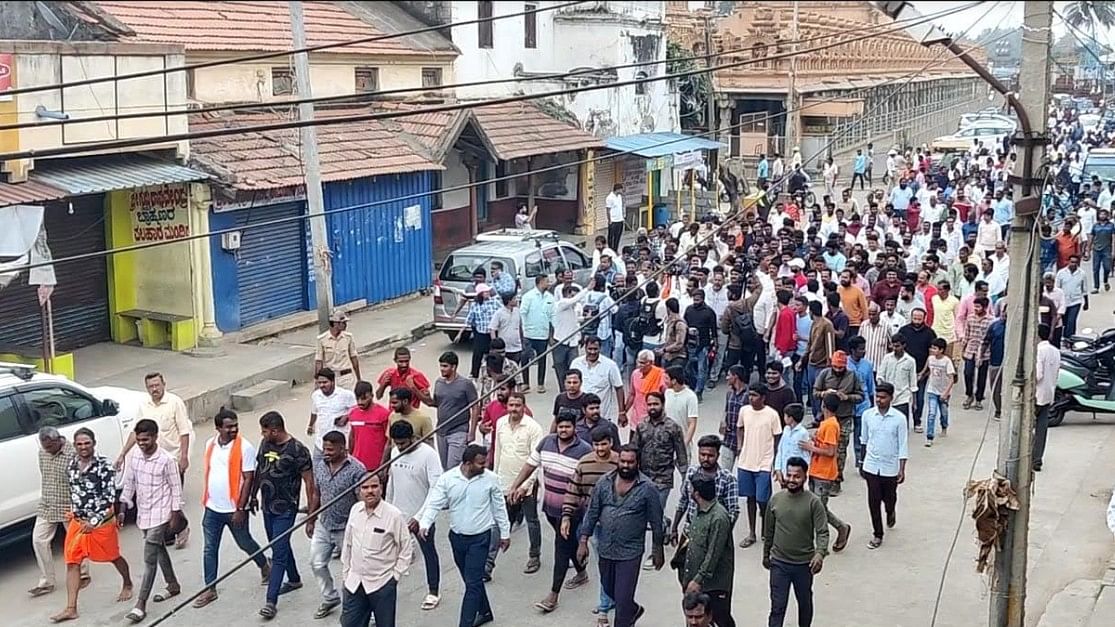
(31, 99, 1107, 627)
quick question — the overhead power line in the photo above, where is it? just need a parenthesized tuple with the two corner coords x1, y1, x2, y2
(7, 32, 999, 276)
(0, 4, 974, 134)
(0, 1, 585, 99)
(0, 1, 981, 162)
(145, 15, 998, 625)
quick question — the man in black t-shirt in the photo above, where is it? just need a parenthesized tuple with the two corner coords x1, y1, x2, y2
(253, 411, 318, 621)
(551, 369, 588, 431)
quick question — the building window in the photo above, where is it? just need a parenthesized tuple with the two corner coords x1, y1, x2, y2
(272, 67, 293, 96)
(524, 3, 537, 49)
(355, 66, 380, 93)
(635, 71, 648, 95)
(478, 1, 494, 49)
(422, 67, 443, 88)
(185, 68, 196, 99)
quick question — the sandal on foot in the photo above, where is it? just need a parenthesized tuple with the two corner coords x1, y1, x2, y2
(278, 581, 302, 595)
(259, 603, 277, 620)
(79, 576, 92, 590)
(421, 594, 440, 610)
(868, 537, 883, 549)
(125, 608, 146, 623)
(564, 571, 590, 590)
(738, 535, 756, 548)
(28, 585, 54, 597)
(153, 588, 181, 603)
(534, 599, 558, 613)
(313, 599, 340, 619)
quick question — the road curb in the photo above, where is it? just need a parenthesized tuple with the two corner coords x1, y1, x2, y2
(178, 320, 435, 423)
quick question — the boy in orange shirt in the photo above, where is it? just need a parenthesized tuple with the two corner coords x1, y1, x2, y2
(800, 393, 852, 552)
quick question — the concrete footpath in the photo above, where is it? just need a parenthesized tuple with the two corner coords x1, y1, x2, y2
(72, 295, 435, 421)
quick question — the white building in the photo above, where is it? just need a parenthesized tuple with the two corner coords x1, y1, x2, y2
(399, 1, 679, 139)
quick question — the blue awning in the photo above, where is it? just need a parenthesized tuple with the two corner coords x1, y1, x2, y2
(30, 154, 208, 195)
(603, 132, 722, 158)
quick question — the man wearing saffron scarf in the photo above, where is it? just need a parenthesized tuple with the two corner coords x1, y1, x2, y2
(624, 349, 666, 429)
(192, 408, 270, 609)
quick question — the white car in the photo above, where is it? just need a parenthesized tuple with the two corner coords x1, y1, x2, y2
(958, 112, 1015, 131)
(0, 363, 147, 534)
(931, 121, 1015, 152)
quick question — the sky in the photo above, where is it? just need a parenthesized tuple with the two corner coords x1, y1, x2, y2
(912, 1, 1109, 44)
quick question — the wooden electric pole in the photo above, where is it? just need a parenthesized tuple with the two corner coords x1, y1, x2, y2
(289, 0, 333, 331)
(992, 2, 1052, 626)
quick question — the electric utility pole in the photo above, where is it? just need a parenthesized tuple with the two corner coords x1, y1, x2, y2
(289, 0, 333, 331)
(704, 16, 716, 139)
(992, 3, 1052, 625)
(785, 0, 800, 156)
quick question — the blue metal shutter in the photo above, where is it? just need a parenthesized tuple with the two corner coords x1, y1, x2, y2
(0, 195, 110, 353)
(236, 202, 307, 327)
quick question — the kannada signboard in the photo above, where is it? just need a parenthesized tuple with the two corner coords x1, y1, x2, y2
(0, 53, 13, 102)
(130, 185, 190, 242)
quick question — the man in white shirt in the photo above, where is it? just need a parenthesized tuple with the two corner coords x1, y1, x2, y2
(386, 420, 443, 610)
(340, 473, 413, 626)
(193, 408, 269, 608)
(418, 445, 511, 627)
(591, 234, 627, 278)
(309, 368, 358, 456)
(606, 184, 625, 252)
(704, 272, 731, 387)
(490, 393, 545, 576)
(569, 336, 625, 424)
(664, 365, 699, 445)
(117, 372, 194, 547)
(1033, 324, 1060, 473)
(1055, 255, 1087, 338)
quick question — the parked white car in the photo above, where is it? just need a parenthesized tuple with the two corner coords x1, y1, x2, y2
(931, 120, 1016, 152)
(0, 363, 147, 535)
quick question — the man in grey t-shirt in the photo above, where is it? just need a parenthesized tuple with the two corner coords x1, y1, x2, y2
(419, 352, 480, 470)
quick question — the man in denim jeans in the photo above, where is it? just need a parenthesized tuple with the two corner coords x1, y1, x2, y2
(192, 409, 270, 609)
(308, 431, 367, 619)
(253, 411, 318, 621)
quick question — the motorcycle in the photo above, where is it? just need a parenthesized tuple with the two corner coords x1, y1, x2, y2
(1059, 338, 1115, 384)
(1050, 355, 1115, 427)
(1063, 326, 1115, 352)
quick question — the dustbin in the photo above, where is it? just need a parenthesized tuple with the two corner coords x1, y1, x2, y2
(653, 203, 671, 228)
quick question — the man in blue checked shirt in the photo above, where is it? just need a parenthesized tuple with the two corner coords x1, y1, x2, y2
(458, 285, 502, 379)
(489, 260, 517, 299)
(846, 335, 876, 470)
(671, 435, 739, 542)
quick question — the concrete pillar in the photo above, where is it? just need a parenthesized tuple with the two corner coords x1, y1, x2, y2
(189, 182, 222, 345)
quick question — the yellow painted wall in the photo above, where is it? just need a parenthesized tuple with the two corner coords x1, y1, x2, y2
(106, 184, 199, 347)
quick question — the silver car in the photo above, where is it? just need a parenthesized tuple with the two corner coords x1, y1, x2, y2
(432, 229, 594, 341)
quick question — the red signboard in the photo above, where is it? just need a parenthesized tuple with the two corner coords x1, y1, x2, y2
(0, 53, 12, 93)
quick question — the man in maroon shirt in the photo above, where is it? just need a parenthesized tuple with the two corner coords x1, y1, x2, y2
(871, 269, 902, 306)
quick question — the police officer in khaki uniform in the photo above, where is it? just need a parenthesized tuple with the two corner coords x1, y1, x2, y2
(314, 310, 361, 390)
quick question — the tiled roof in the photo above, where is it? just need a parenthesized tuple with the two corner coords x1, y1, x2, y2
(373, 101, 470, 160)
(93, 1, 446, 56)
(189, 109, 442, 190)
(469, 101, 604, 161)
(0, 179, 67, 209)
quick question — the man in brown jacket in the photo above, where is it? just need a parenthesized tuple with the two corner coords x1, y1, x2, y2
(719, 280, 764, 383)
(800, 300, 834, 418)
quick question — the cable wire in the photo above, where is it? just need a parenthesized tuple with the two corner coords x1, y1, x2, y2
(4, 34, 996, 277)
(143, 19, 993, 627)
(0, 1, 585, 99)
(0, 2, 982, 162)
(0, 3, 978, 134)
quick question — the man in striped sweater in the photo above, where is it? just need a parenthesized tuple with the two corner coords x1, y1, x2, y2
(561, 425, 621, 619)
(509, 411, 593, 613)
